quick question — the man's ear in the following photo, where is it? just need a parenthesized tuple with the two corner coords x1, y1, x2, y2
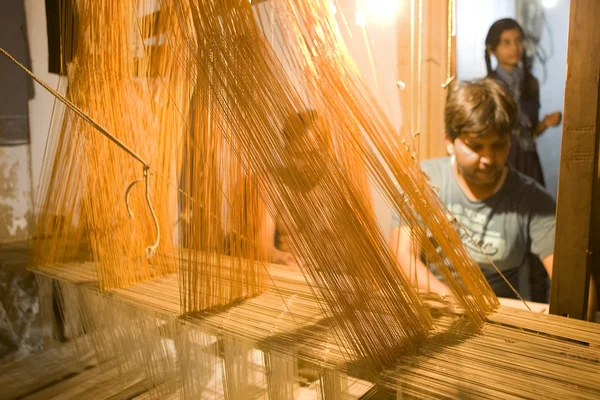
(445, 137, 454, 155)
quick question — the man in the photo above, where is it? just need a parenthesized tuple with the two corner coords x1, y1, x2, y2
(390, 79, 555, 299)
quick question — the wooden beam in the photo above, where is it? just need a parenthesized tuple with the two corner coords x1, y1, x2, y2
(550, 0, 600, 320)
(397, 0, 454, 160)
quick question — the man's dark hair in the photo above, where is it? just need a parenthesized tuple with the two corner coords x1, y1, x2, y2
(282, 110, 318, 141)
(445, 78, 518, 142)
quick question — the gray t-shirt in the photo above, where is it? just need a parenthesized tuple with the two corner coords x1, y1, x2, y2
(392, 157, 556, 297)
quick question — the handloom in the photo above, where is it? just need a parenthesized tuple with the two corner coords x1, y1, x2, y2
(0, 0, 598, 399)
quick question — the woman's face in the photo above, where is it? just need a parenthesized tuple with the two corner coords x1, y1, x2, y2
(490, 28, 524, 70)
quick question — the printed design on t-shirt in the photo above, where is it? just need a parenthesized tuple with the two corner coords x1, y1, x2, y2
(446, 203, 506, 263)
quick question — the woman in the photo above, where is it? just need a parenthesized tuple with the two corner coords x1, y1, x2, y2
(485, 18, 561, 302)
(485, 18, 561, 186)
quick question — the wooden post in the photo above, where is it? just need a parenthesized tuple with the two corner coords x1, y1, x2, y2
(550, 0, 600, 320)
(397, 0, 455, 160)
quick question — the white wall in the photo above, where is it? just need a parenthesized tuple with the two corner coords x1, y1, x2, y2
(533, 0, 569, 199)
(24, 0, 60, 210)
(337, 1, 401, 238)
(456, 0, 516, 80)
(337, 1, 403, 129)
(0, 146, 32, 240)
(0, 0, 58, 241)
(456, 0, 568, 199)
(0, 0, 39, 241)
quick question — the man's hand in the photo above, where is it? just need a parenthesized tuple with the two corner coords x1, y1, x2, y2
(272, 249, 298, 266)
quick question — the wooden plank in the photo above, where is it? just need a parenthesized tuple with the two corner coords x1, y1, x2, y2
(21, 366, 146, 400)
(397, 0, 415, 139)
(26, 261, 600, 399)
(550, 0, 600, 319)
(426, 0, 447, 160)
(0, 339, 97, 399)
(397, 0, 453, 160)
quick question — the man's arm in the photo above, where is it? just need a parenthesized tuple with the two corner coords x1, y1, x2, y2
(389, 226, 447, 294)
(527, 183, 556, 283)
(542, 254, 553, 278)
(265, 214, 297, 266)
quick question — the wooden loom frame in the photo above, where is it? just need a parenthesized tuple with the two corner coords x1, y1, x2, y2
(4, 0, 600, 398)
(550, 0, 600, 321)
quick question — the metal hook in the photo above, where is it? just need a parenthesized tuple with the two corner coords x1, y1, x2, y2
(125, 177, 144, 219)
(442, 75, 456, 89)
(0, 46, 161, 262)
(124, 164, 160, 259)
(144, 166, 160, 259)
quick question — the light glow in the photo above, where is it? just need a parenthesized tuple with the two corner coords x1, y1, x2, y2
(329, 1, 337, 16)
(366, 0, 400, 20)
(355, 11, 367, 26)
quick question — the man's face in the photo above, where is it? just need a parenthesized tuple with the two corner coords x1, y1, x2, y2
(450, 131, 510, 187)
(282, 127, 329, 191)
(286, 128, 325, 170)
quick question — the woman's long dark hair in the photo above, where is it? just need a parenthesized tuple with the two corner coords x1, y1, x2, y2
(484, 18, 537, 100)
